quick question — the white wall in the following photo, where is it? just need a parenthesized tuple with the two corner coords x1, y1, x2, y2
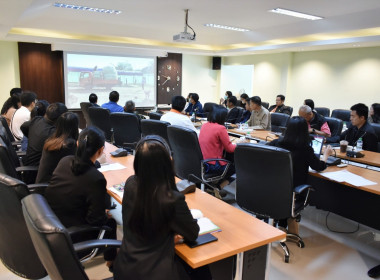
(224, 47, 380, 112)
(182, 54, 219, 104)
(0, 41, 20, 106)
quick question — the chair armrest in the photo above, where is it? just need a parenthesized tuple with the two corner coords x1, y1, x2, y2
(73, 239, 122, 253)
(16, 151, 26, 157)
(294, 184, 314, 195)
(27, 183, 48, 192)
(11, 141, 21, 146)
(16, 166, 39, 172)
(67, 225, 112, 236)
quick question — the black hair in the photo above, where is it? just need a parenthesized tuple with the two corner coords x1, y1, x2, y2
(124, 100, 135, 113)
(277, 94, 285, 101)
(240, 93, 249, 101)
(129, 135, 176, 241)
(20, 91, 37, 107)
(228, 96, 237, 106)
(89, 93, 98, 103)
(31, 100, 49, 119)
(304, 99, 315, 110)
(44, 112, 79, 152)
(351, 103, 369, 120)
(207, 104, 228, 125)
(280, 116, 311, 149)
(191, 93, 199, 103)
(226, 91, 233, 97)
(10, 88, 22, 97)
(45, 103, 68, 124)
(109, 91, 119, 102)
(171, 95, 186, 112)
(371, 103, 380, 123)
(71, 126, 105, 175)
(250, 96, 262, 106)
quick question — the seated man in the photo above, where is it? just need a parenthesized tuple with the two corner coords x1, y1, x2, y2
(23, 102, 68, 166)
(10, 91, 37, 141)
(185, 93, 203, 116)
(327, 103, 378, 152)
(89, 93, 99, 107)
(101, 91, 123, 113)
(161, 95, 197, 133)
(248, 96, 271, 130)
(124, 100, 141, 119)
(299, 105, 331, 137)
(268, 94, 292, 115)
(225, 96, 241, 124)
(238, 98, 252, 124)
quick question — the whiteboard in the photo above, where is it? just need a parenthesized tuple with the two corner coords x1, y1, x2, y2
(220, 65, 254, 97)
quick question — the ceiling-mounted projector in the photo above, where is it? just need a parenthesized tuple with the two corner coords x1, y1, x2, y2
(173, 9, 196, 43)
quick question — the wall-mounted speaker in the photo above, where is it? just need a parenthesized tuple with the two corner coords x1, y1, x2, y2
(212, 56, 221, 70)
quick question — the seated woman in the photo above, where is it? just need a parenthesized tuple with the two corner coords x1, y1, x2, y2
(368, 103, 380, 124)
(268, 116, 332, 232)
(114, 136, 205, 280)
(36, 112, 78, 183)
(44, 126, 116, 269)
(199, 105, 246, 198)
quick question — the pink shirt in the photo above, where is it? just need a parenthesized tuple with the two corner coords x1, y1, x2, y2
(199, 122, 236, 165)
(307, 122, 331, 136)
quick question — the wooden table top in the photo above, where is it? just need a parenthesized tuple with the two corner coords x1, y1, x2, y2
(228, 128, 278, 142)
(309, 164, 380, 195)
(102, 143, 285, 269)
(334, 149, 380, 168)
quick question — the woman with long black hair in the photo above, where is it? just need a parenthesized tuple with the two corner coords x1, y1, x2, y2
(114, 136, 204, 280)
(44, 126, 116, 269)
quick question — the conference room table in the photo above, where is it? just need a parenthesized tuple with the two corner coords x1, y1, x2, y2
(227, 128, 278, 142)
(101, 142, 285, 280)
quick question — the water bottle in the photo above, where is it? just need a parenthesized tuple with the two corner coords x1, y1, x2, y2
(342, 122, 347, 132)
(191, 112, 195, 122)
(356, 138, 363, 151)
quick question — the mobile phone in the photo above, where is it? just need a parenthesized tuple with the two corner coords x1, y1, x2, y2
(185, 233, 218, 248)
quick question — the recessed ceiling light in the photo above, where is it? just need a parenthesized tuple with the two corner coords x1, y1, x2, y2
(269, 8, 323, 21)
(53, 3, 122, 15)
(204, 23, 250, 32)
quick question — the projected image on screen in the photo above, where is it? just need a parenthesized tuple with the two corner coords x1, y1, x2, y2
(65, 53, 155, 109)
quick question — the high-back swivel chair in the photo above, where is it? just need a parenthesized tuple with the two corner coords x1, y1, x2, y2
(325, 117, 343, 137)
(110, 112, 141, 149)
(234, 144, 313, 263)
(22, 193, 121, 280)
(80, 102, 93, 127)
(0, 174, 47, 279)
(331, 109, 351, 122)
(88, 107, 113, 142)
(271, 113, 290, 133)
(370, 123, 380, 152)
(315, 107, 330, 117)
(141, 119, 170, 144)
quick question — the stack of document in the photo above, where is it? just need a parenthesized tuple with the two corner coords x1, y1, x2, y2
(320, 170, 376, 187)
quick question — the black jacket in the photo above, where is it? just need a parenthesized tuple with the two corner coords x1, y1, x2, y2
(268, 104, 292, 116)
(226, 107, 241, 124)
(114, 175, 199, 280)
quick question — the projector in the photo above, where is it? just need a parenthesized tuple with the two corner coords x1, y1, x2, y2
(173, 32, 195, 42)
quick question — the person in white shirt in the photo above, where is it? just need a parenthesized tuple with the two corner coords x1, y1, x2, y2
(10, 91, 37, 141)
(161, 96, 197, 133)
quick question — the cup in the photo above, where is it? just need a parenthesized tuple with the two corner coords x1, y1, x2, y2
(340, 140, 348, 153)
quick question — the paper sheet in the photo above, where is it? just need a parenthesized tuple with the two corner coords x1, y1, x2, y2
(320, 170, 377, 186)
(98, 163, 126, 172)
(197, 217, 221, 235)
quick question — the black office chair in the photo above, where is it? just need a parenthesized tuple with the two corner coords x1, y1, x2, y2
(331, 109, 351, 122)
(141, 119, 170, 144)
(0, 137, 39, 182)
(325, 117, 343, 137)
(88, 107, 113, 142)
(22, 193, 121, 280)
(271, 112, 290, 133)
(235, 144, 313, 263)
(315, 107, 330, 117)
(0, 125, 22, 167)
(203, 102, 217, 118)
(226, 107, 244, 124)
(0, 116, 19, 145)
(149, 111, 163, 120)
(262, 102, 269, 109)
(0, 174, 47, 279)
(80, 102, 93, 127)
(370, 123, 380, 152)
(110, 112, 141, 149)
(287, 106, 293, 116)
(167, 125, 231, 197)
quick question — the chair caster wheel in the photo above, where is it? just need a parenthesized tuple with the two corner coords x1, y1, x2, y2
(284, 255, 289, 263)
(298, 240, 305, 248)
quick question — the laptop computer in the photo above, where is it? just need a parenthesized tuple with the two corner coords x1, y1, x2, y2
(311, 135, 324, 157)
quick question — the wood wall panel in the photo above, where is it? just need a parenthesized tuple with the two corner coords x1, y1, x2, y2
(18, 42, 64, 103)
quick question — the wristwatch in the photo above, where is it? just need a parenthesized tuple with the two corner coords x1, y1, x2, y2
(312, 128, 316, 133)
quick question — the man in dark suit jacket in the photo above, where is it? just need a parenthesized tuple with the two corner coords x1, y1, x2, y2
(226, 96, 241, 124)
(268, 94, 292, 115)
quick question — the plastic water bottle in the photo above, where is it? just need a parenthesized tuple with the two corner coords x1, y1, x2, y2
(356, 138, 363, 151)
(342, 122, 347, 132)
(191, 112, 195, 122)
